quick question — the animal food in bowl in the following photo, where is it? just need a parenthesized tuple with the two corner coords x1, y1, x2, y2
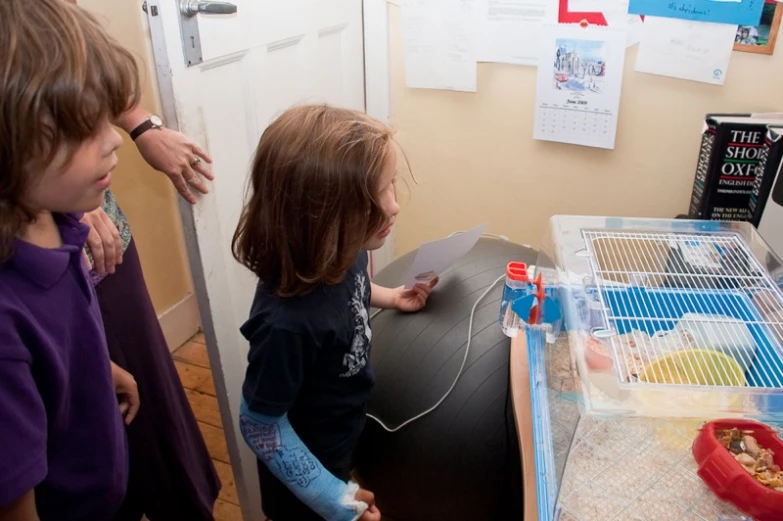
(693, 419, 783, 521)
(716, 427, 783, 491)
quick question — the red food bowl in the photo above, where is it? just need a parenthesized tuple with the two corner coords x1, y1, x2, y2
(692, 419, 783, 521)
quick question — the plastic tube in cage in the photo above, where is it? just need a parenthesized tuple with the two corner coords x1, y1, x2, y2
(499, 262, 529, 337)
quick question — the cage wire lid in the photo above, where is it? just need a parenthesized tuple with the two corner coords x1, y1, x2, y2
(540, 215, 783, 421)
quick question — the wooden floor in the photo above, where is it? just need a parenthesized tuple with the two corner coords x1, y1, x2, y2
(173, 333, 242, 521)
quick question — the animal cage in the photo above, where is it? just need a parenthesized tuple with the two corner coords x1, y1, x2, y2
(526, 216, 783, 521)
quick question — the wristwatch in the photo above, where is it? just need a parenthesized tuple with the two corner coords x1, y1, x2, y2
(129, 114, 164, 141)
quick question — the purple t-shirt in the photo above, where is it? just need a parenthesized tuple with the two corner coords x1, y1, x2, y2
(0, 214, 127, 519)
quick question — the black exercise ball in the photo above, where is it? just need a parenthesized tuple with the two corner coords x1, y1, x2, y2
(355, 237, 538, 521)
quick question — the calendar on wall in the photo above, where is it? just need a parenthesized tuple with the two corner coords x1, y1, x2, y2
(533, 23, 627, 150)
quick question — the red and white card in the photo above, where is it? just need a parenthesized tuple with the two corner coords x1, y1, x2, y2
(559, 0, 644, 47)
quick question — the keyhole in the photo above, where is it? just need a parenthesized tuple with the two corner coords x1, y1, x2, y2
(190, 36, 196, 49)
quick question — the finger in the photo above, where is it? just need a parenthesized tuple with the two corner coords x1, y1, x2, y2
(398, 287, 416, 298)
(173, 171, 197, 205)
(192, 143, 213, 164)
(413, 287, 428, 306)
(185, 166, 210, 195)
(412, 284, 431, 302)
(399, 292, 416, 302)
(125, 391, 140, 425)
(414, 283, 434, 296)
(96, 221, 117, 275)
(90, 212, 116, 273)
(125, 405, 139, 425)
(191, 152, 215, 181)
(82, 249, 92, 271)
(118, 401, 130, 416)
(355, 489, 375, 505)
(429, 276, 440, 288)
(101, 209, 123, 266)
(87, 229, 106, 274)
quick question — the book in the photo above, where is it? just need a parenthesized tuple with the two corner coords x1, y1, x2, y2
(758, 156, 783, 261)
(688, 114, 783, 222)
(749, 126, 783, 227)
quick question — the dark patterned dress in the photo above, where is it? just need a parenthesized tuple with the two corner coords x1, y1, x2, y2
(87, 189, 221, 521)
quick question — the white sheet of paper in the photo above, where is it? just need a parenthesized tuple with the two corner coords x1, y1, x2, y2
(477, 0, 557, 66)
(404, 224, 488, 288)
(603, 0, 644, 48)
(604, 13, 644, 47)
(401, 0, 478, 92)
(533, 23, 627, 150)
(635, 17, 737, 86)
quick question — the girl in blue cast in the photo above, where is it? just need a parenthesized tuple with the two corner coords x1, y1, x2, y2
(232, 104, 437, 521)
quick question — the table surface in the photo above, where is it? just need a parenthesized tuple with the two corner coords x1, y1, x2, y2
(509, 334, 540, 521)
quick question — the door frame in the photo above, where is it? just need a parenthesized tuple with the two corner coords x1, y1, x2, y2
(364, 0, 396, 275)
(143, 0, 392, 517)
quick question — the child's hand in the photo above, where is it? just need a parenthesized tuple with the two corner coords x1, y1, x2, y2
(392, 278, 438, 313)
(359, 505, 381, 521)
(355, 488, 381, 521)
(111, 362, 140, 425)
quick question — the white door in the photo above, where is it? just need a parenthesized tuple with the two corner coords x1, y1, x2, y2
(144, 1, 389, 518)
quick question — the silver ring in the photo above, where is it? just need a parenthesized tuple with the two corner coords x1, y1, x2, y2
(190, 157, 201, 167)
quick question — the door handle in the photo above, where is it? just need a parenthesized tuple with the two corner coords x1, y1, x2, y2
(180, 1, 237, 17)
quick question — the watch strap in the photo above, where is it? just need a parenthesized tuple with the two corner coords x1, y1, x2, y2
(130, 119, 155, 141)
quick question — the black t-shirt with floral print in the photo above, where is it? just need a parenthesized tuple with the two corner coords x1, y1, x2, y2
(240, 252, 374, 463)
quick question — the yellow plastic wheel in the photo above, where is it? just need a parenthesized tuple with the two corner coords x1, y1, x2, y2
(638, 348, 745, 386)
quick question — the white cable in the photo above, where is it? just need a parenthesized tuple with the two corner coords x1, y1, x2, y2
(367, 275, 506, 433)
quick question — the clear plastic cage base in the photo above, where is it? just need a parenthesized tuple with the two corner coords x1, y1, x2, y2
(527, 216, 783, 521)
(539, 215, 783, 421)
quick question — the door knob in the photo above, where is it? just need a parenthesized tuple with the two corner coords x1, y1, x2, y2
(180, 1, 237, 17)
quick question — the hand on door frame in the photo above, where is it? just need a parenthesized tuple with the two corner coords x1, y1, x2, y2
(115, 106, 215, 205)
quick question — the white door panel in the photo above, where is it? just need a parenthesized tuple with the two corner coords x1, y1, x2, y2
(145, 0, 366, 518)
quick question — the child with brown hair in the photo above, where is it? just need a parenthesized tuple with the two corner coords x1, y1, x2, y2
(233, 105, 437, 520)
(0, 0, 141, 519)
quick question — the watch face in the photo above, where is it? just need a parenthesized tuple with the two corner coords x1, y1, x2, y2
(150, 115, 164, 128)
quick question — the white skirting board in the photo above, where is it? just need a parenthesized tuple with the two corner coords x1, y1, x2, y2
(158, 293, 201, 352)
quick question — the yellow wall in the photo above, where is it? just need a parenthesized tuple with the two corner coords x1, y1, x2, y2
(78, 0, 194, 314)
(388, 7, 783, 254)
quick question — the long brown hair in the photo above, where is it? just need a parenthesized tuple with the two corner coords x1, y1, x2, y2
(232, 104, 395, 297)
(0, 0, 140, 261)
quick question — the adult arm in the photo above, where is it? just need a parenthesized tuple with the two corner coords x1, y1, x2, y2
(113, 106, 214, 204)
